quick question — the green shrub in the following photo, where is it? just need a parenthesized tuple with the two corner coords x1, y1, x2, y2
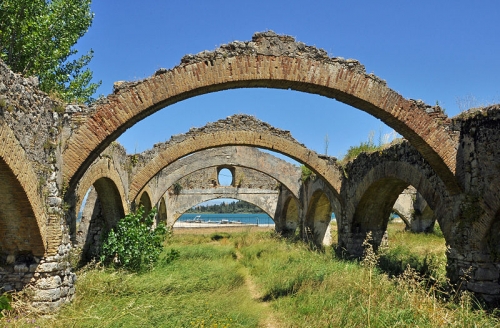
(301, 165, 313, 182)
(0, 293, 11, 317)
(100, 206, 168, 272)
(341, 132, 380, 163)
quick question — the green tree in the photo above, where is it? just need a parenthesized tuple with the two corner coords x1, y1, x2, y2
(0, 0, 101, 104)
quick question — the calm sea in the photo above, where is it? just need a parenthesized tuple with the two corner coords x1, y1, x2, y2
(178, 213, 274, 226)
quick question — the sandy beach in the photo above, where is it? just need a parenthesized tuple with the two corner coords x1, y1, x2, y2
(172, 221, 275, 234)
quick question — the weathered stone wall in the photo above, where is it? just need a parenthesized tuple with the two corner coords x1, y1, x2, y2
(0, 59, 79, 312)
(447, 105, 500, 303)
(339, 139, 456, 257)
(173, 166, 279, 191)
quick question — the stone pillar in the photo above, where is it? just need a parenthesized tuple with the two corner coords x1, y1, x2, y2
(411, 193, 436, 233)
(31, 245, 77, 312)
(30, 162, 77, 313)
(339, 229, 387, 259)
(447, 247, 500, 304)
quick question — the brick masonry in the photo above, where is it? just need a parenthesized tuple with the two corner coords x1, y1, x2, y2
(62, 31, 459, 198)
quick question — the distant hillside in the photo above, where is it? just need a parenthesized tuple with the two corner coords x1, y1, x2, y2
(186, 200, 264, 214)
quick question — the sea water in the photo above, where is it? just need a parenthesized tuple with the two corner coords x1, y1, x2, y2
(178, 213, 275, 226)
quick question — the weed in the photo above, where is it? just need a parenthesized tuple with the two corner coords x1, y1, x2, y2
(0, 293, 12, 318)
(172, 182, 182, 195)
(301, 165, 314, 182)
(130, 154, 139, 167)
(361, 232, 379, 328)
(53, 104, 65, 114)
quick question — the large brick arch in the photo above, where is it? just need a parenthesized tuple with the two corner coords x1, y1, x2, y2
(63, 32, 459, 196)
(139, 146, 302, 204)
(0, 123, 47, 256)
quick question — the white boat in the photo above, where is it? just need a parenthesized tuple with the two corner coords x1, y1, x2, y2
(185, 215, 203, 223)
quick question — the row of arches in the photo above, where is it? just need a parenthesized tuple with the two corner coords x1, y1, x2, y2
(72, 137, 450, 262)
(3, 32, 500, 305)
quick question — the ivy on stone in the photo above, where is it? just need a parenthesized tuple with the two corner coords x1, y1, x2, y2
(100, 206, 168, 272)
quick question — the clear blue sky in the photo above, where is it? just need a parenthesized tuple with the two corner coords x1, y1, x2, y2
(75, 0, 500, 160)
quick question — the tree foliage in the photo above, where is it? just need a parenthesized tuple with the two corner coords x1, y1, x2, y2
(187, 200, 264, 214)
(0, 0, 101, 104)
(100, 206, 168, 272)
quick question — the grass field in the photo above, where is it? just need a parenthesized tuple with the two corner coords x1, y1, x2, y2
(2, 222, 499, 327)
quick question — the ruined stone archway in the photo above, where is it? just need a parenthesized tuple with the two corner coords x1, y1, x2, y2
(138, 146, 302, 205)
(129, 115, 340, 203)
(340, 141, 453, 256)
(305, 190, 333, 245)
(137, 187, 153, 215)
(63, 32, 460, 198)
(76, 176, 126, 263)
(163, 164, 282, 225)
(0, 158, 45, 257)
(72, 156, 129, 233)
(280, 196, 300, 236)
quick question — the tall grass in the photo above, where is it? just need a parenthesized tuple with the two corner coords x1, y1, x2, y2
(2, 227, 499, 327)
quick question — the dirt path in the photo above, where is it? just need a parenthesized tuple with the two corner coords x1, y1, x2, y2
(235, 251, 281, 328)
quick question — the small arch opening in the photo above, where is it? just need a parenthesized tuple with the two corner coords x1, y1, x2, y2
(218, 168, 233, 186)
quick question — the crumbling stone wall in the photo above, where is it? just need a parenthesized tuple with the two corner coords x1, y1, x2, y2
(447, 105, 500, 303)
(173, 166, 280, 191)
(0, 59, 82, 312)
(339, 139, 456, 257)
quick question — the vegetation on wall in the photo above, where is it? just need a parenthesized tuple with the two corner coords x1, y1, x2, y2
(340, 130, 398, 164)
(0, 0, 101, 104)
(300, 164, 314, 182)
